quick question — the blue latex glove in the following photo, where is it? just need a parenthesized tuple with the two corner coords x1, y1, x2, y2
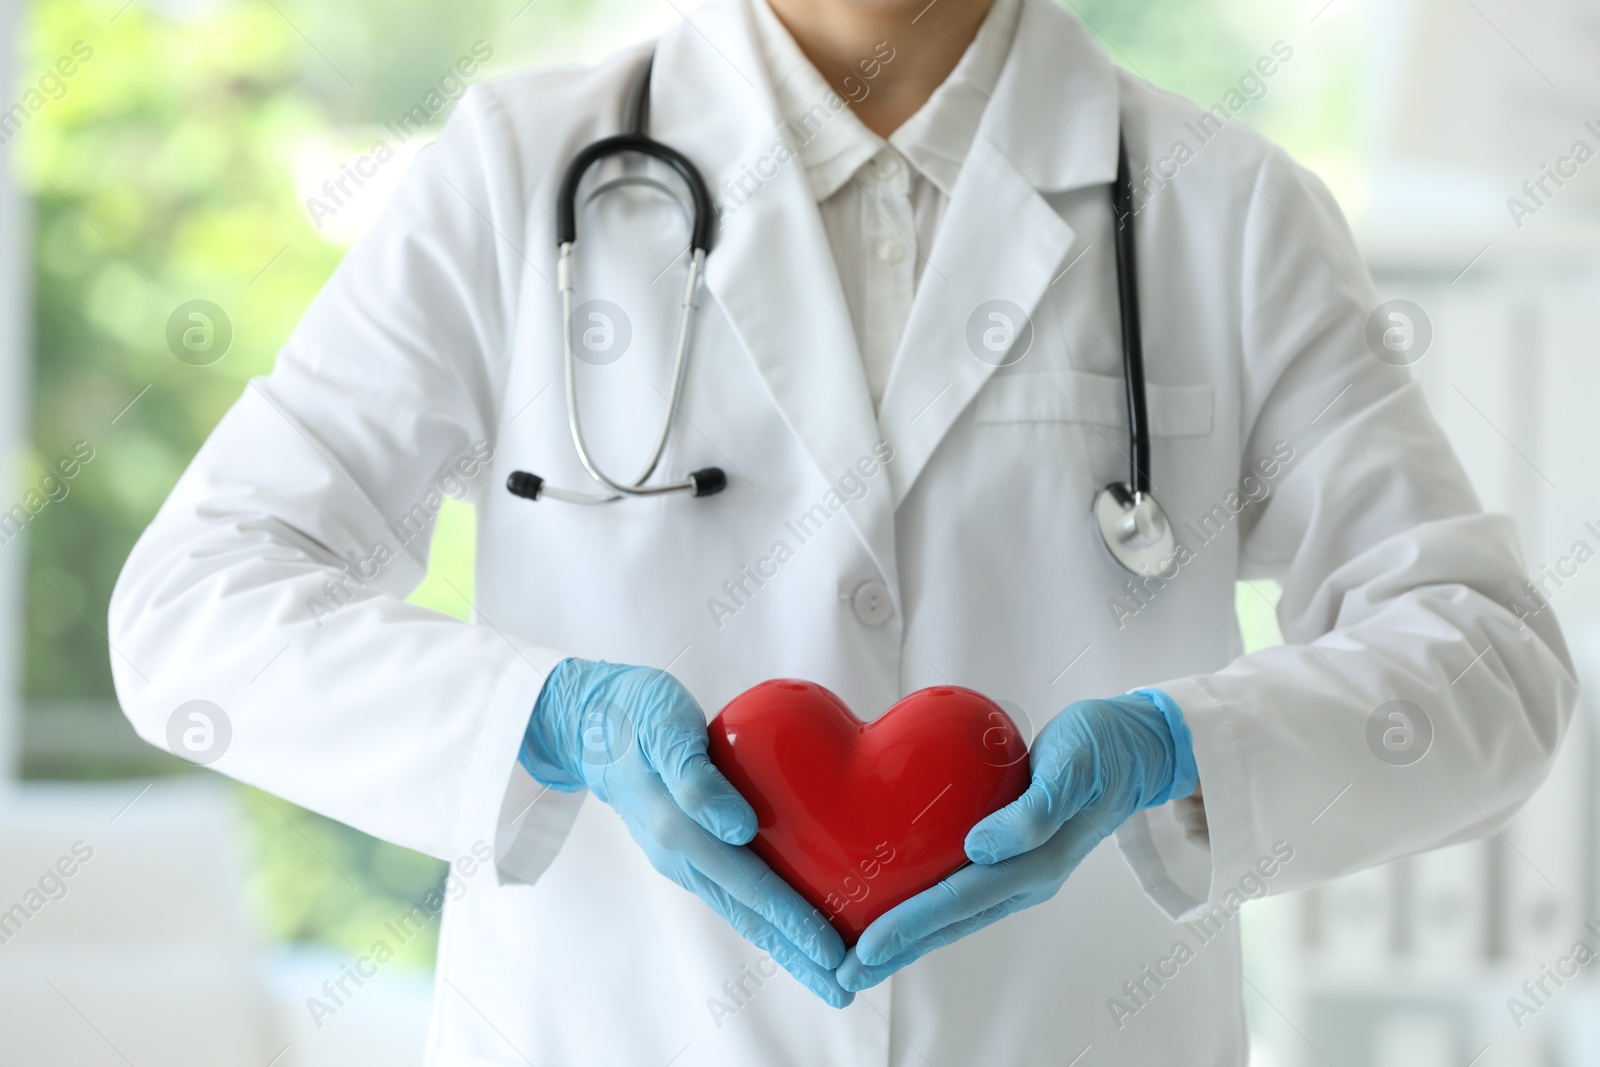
(836, 689, 1197, 992)
(521, 658, 851, 1006)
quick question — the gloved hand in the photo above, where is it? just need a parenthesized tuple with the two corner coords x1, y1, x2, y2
(836, 690, 1197, 992)
(521, 658, 851, 1006)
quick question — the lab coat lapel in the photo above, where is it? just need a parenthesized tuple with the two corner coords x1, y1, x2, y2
(652, 0, 898, 583)
(875, 139, 1077, 507)
(876, 0, 1122, 507)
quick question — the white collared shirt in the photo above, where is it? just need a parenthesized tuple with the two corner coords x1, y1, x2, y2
(749, 0, 1021, 409)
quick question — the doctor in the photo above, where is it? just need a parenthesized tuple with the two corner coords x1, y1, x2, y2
(111, 0, 1575, 1059)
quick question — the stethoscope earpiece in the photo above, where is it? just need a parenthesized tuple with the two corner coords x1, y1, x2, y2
(506, 471, 544, 501)
(690, 468, 728, 497)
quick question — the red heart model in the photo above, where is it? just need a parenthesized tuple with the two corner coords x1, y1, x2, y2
(707, 680, 1030, 945)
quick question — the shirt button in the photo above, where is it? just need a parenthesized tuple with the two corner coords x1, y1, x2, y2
(874, 155, 900, 179)
(851, 580, 893, 626)
(877, 240, 906, 264)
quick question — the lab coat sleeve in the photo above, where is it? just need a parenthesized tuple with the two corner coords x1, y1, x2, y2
(1113, 147, 1578, 921)
(107, 83, 587, 879)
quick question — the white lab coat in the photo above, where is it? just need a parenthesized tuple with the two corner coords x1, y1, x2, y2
(108, 0, 1576, 1062)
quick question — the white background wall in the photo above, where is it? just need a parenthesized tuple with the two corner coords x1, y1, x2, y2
(1249, 1, 1600, 1056)
(1251, 252, 1600, 1067)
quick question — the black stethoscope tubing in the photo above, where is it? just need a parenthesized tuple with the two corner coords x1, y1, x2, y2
(553, 57, 715, 255)
(1110, 133, 1150, 499)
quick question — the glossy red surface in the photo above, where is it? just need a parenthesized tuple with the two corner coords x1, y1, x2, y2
(706, 680, 1030, 945)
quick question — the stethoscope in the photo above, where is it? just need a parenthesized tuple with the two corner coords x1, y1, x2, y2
(506, 53, 1176, 576)
(504, 55, 726, 506)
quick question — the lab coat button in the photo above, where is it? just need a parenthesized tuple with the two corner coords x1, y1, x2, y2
(851, 580, 893, 626)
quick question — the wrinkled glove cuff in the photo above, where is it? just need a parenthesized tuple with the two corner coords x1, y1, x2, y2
(519, 657, 586, 792)
(1132, 687, 1199, 805)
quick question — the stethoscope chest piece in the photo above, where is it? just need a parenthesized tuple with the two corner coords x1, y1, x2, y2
(1094, 482, 1175, 576)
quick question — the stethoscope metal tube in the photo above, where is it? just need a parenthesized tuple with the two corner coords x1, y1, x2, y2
(557, 242, 718, 500)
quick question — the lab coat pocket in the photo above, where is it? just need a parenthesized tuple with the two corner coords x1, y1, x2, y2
(973, 369, 1213, 437)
